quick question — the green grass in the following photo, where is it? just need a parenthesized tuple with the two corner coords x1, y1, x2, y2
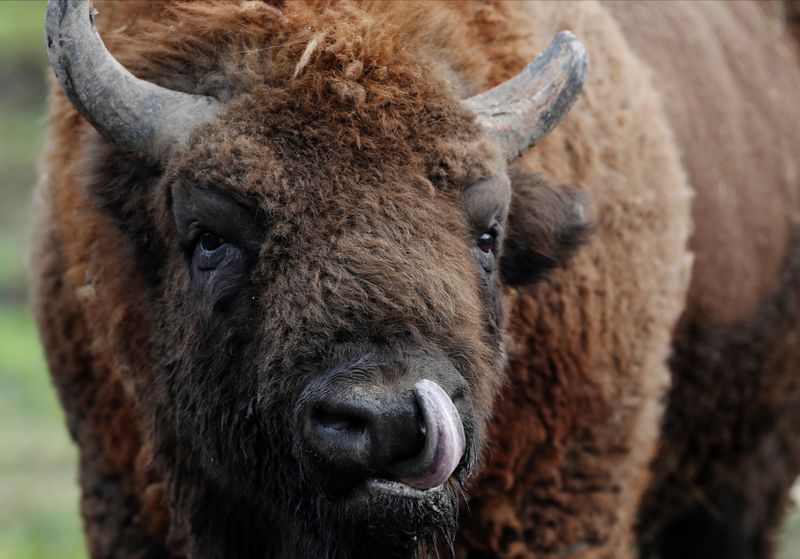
(781, 504, 800, 559)
(0, 105, 42, 290)
(0, 0, 47, 294)
(0, 105, 45, 164)
(0, 306, 55, 416)
(0, 1, 46, 64)
(0, 304, 85, 559)
(0, 236, 29, 292)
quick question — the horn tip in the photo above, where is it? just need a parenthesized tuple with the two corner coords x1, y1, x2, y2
(553, 29, 589, 72)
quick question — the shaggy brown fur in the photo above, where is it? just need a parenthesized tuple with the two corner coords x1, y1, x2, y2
(31, 1, 800, 558)
(606, 2, 800, 557)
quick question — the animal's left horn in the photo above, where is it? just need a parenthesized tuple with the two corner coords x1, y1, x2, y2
(464, 31, 588, 161)
(45, 0, 220, 162)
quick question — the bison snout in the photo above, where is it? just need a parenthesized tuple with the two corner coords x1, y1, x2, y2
(300, 379, 466, 493)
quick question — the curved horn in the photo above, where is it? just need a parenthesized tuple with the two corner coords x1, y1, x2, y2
(45, 0, 220, 161)
(464, 31, 588, 161)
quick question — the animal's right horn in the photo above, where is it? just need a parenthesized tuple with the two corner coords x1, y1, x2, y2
(45, 0, 220, 162)
(464, 31, 588, 162)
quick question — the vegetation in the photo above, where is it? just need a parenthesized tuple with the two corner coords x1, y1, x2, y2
(0, 3, 85, 558)
(0, 1, 796, 557)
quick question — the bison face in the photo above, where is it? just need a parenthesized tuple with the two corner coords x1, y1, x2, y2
(46, 1, 587, 556)
(158, 126, 512, 555)
(149, 120, 587, 557)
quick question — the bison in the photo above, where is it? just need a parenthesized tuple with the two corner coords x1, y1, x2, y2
(32, 0, 800, 558)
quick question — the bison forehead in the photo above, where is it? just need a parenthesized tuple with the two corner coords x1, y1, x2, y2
(176, 87, 503, 197)
(248, 197, 487, 366)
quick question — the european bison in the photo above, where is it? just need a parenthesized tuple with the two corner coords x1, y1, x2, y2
(32, 1, 800, 558)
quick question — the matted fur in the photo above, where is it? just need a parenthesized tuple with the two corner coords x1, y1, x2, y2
(30, 1, 800, 559)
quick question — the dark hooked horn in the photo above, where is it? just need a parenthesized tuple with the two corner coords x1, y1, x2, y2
(45, 0, 220, 162)
(464, 31, 588, 161)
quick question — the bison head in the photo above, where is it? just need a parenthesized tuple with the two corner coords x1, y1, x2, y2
(46, 0, 588, 557)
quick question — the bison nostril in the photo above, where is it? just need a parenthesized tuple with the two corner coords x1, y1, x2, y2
(312, 408, 368, 436)
(302, 403, 374, 490)
(300, 383, 464, 493)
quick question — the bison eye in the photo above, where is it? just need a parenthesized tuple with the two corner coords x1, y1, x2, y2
(477, 232, 495, 253)
(192, 230, 238, 273)
(199, 232, 226, 253)
(474, 229, 498, 275)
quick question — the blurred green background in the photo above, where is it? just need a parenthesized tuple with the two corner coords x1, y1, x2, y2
(0, 2, 798, 558)
(0, 1, 84, 558)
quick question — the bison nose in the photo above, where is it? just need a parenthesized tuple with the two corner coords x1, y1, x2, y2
(302, 389, 425, 489)
(301, 380, 466, 492)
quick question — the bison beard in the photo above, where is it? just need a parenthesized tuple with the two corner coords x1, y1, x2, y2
(158, 305, 474, 558)
(158, 349, 464, 559)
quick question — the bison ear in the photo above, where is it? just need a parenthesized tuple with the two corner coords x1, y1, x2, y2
(500, 168, 591, 286)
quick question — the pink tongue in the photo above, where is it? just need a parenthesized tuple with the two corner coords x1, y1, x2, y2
(388, 379, 465, 490)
